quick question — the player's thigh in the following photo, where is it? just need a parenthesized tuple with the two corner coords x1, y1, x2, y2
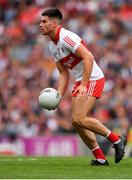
(72, 95, 96, 119)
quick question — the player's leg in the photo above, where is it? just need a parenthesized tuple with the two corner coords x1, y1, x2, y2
(71, 78, 126, 163)
(72, 95, 110, 136)
(72, 96, 108, 165)
(72, 95, 126, 163)
(72, 96, 98, 149)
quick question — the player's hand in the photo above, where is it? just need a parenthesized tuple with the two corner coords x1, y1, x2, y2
(74, 83, 87, 97)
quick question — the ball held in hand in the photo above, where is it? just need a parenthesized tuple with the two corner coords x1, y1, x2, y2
(39, 88, 62, 110)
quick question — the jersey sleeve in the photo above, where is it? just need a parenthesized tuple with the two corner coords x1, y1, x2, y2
(61, 30, 81, 53)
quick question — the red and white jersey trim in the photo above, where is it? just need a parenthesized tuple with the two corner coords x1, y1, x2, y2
(63, 36, 76, 47)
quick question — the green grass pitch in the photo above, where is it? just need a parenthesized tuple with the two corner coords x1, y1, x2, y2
(0, 156, 131, 179)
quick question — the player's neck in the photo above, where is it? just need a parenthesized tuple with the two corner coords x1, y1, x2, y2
(49, 25, 61, 42)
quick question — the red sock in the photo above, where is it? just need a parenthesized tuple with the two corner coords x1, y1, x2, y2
(92, 147, 106, 160)
(107, 131, 120, 144)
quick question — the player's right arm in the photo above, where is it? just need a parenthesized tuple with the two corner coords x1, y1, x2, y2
(56, 61, 69, 97)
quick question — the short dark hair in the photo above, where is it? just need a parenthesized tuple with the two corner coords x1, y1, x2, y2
(42, 8, 63, 21)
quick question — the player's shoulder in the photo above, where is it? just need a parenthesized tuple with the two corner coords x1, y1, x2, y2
(60, 28, 80, 40)
(60, 28, 81, 47)
(60, 28, 77, 36)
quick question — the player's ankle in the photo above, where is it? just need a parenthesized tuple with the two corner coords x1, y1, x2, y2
(106, 131, 120, 144)
(92, 146, 106, 161)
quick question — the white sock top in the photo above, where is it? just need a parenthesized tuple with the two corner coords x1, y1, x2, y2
(91, 146, 100, 152)
(106, 131, 111, 138)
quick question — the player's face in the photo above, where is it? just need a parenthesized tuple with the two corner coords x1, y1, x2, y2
(40, 16, 55, 35)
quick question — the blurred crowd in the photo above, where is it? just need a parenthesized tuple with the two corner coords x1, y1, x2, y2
(0, 0, 132, 139)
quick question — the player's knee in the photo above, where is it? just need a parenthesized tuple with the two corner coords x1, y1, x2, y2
(71, 113, 84, 127)
(72, 119, 81, 128)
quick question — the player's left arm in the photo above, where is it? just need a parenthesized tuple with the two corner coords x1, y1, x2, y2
(75, 43, 94, 86)
(74, 43, 94, 96)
